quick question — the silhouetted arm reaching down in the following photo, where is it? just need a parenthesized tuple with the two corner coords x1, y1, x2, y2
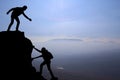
(23, 12, 32, 21)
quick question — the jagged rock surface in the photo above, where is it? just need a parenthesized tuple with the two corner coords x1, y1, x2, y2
(0, 31, 46, 80)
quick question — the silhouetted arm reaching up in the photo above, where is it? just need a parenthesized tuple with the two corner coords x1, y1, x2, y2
(32, 55, 42, 60)
(6, 8, 14, 14)
(33, 47, 41, 53)
(31, 46, 43, 60)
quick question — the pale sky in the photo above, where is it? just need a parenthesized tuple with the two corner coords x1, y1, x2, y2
(1, 1, 120, 79)
(0, 0, 120, 42)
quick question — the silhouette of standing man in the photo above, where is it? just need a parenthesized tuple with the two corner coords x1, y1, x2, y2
(32, 46, 58, 80)
(7, 5, 32, 31)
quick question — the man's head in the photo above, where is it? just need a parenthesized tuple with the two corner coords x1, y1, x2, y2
(41, 47, 46, 51)
(23, 5, 27, 10)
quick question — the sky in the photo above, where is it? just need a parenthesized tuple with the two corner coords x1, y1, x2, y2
(0, 0, 120, 43)
(1, 1, 120, 79)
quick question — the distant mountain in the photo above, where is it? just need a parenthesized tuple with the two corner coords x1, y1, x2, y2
(47, 38, 82, 42)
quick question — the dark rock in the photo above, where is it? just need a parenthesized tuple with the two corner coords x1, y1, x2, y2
(0, 31, 45, 80)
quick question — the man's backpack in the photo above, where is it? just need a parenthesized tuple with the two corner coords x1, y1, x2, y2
(46, 51, 53, 60)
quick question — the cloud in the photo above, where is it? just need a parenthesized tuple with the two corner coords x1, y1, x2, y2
(46, 37, 120, 44)
(82, 37, 120, 44)
(29, 35, 120, 44)
(29, 36, 82, 43)
(47, 38, 82, 42)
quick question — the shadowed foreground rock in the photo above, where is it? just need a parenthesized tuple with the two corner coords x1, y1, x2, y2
(0, 31, 46, 80)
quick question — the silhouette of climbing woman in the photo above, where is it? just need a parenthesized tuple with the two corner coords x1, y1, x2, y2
(6, 5, 32, 31)
(32, 46, 58, 80)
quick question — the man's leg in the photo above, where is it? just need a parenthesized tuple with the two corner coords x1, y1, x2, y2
(46, 61, 55, 78)
(7, 17, 14, 31)
(15, 17, 20, 31)
(40, 61, 46, 75)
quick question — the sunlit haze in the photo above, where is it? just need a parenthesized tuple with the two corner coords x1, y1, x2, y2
(0, 0, 120, 80)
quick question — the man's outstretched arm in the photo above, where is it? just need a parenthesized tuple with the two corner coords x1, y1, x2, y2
(33, 46, 41, 53)
(23, 12, 32, 21)
(32, 55, 42, 60)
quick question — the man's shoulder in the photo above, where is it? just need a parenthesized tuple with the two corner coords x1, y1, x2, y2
(13, 7, 22, 10)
